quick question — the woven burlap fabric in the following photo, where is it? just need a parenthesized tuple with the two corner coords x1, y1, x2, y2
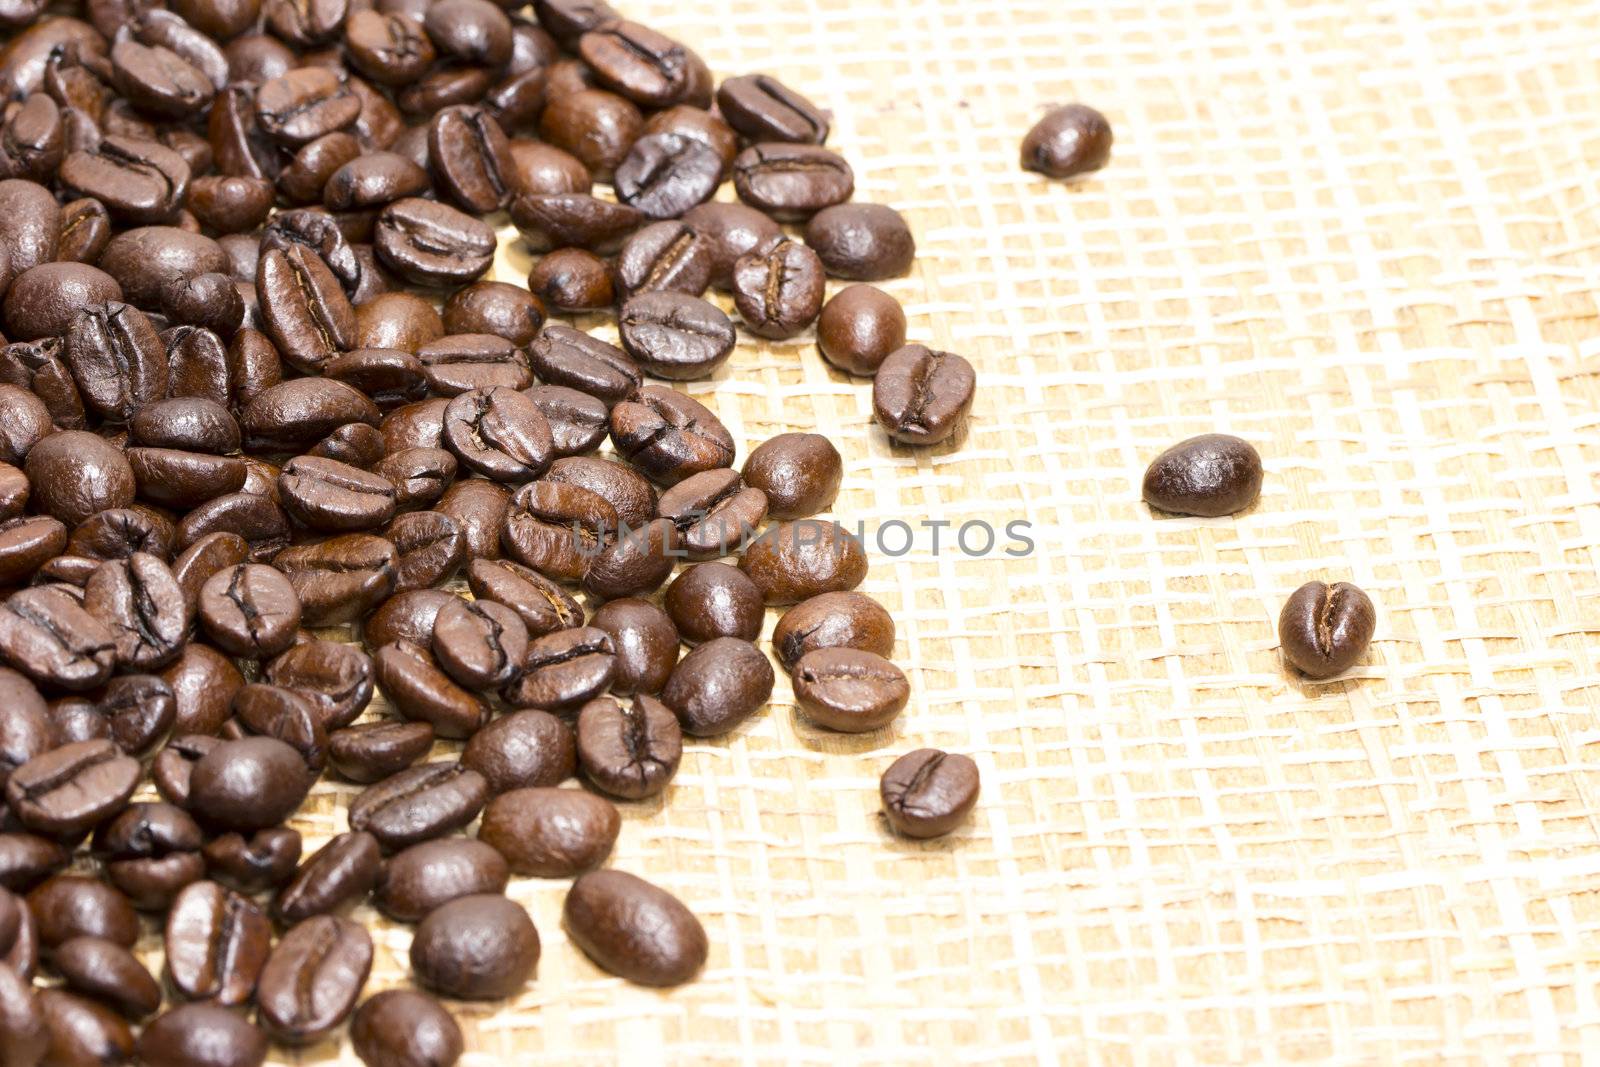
(216, 0, 1600, 1063)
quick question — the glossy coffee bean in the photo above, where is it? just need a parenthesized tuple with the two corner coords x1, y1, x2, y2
(609, 386, 733, 486)
(563, 869, 705, 987)
(660, 636, 774, 737)
(82, 554, 186, 671)
(198, 564, 301, 658)
(717, 73, 827, 143)
(58, 136, 189, 225)
(804, 203, 915, 281)
(0, 515, 66, 586)
(641, 106, 738, 175)
(613, 131, 720, 220)
(817, 284, 905, 376)
(258, 243, 357, 375)
(202, 827, 302, 895)
(1278, 580, 1377, 679)
(506, 140, 590, 199)
(0, 384, 51, 467)
(62, 302, 166, 424)
(528, 325, 640, 406)
(38, 989, 135, 1067)
(537, 88, 641, 183)
(872, 345, 976, 446)
(344, 11, 435, 87)
(618, 291, 734, 380)
(348, 762, 488, 852)
(770, 590, 894, 673)
(385, 510, 465, 593)
(273, 831, 382, 924)
(657, 468, 767, 561)
(575, 695, 680, 801)
(374, 838, 508, 922)
(240, 378, 380, 455)
(365, 589, 454, 649)
(443, 282, 545, 347)
(325, 150, 431, 212)
(526, 385, 609, 457)
(0, 884, 37, 974)
(478, 787, 618, 878)
(410, 893, 537, 1000)
(374, 448, 457, 513)
(1141, 434, 1263, 517)
(274, 534, 399, 626)
(0, 833, 66, 894)
(0, 669, 50, 790)
(26, 874, 138, 949)
(732, 143, 853, 221)
(417, 334, 532, 397)
(6, 741, 138, 838)
(188, 736, 312, 832)
(465, 557, 582, 638)
(0, 961, 43, 1065)
(279, 455, 397, 532)
(255, 68, 359, 146)
(0, 339, 86, 431)
(257, 914, 372, 1045)
(682, 202, 782, 293)
(278, 132, 360, 204)
(375, 197, 495, 288)
(0, 585, 118, 692)
(53, 936, 161, 1020)
(442, 386, 553, 483)
(590, 598, 678, 696)
(615, 220, 711, 299)
(428, 105, 513, 214)
(545, 456, 657, 530)
(578, 20, 695, 108)
(25, 430, 134, 528)
(459, 709, 573, 796)
(232, 683, 327, 771)
(501, 479, 616, 582)
(740, 520, 868, 605)
(581, 516, 677, 601)
(93, 802, 203, 910)
(1021, 103, 1112, 179)
(265, 639, 373, 730)
(374, 640, 489, 739)
(665, 562, 764, 644)
(503, 626, 615, 712)
(350, 989, 463, 1067)
(509, 192, 642, 255)
(880, 748, 980, 838)
(792, 648, 908, 733)
(742, 433, 842, 521)
(527, 248, 614, 313)
(188, 175, 274, 234)
(136, 1002, 268, 1067)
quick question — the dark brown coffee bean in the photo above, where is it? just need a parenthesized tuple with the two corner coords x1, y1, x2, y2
(373, 448, 456, 514)
(531, 0, 615, 43)
(278, 131, 361, 204)
(501, 479, 615, 582)
(344, 11, 435, 87)
(872, 344, 975, 446)
(139, 394, 240, 459)
(742, 433, 842, 521)
(437, 285, 541, 352)
(58, 135, 189, 224)
(717, 74, 828, 144)
(323, 352, 423, 414)
(176, 494, 291, 562)
(0, 180, 59, 274)
(441, 386, 553, 483)
(527, 248, 614, 313)
(148, 733, 215, 808)
(96, 675, 177, 757)
(374, 640, 490, 739)
(349, 762, 488, 852)
(364, 588, 452, 650)
(98, 225, 227, 310)
(0, 515, 65, 587)
(25, 430, 134, 528)
(136, 1003, 267, 1067)
(616, 220, 711, 299)
(374, 838, 507, 922)
(26, 873, 138, 949)
(1141, 433, 1263, 517)
(157, 646, 240, 738)
(375, 197, 495, 287)
(54, 936, 160, 1020)
(658, 468, 767, 561)
(257, 244, 357, 375)
(528, 325, 640, 406)
(255, 67, 359, 146)
(188, 736, 312, 832)
(618, 291, 734, 380)
(241, 378, 379, 455)
(260, 208, 359, 296)
(165, 329, 237, 411)
(1278, 580, 1377, 679)
(465, 557, 582, 638)
(256, 915, 371, 1046)
(0, 464, 28, 522)
(265, 639, 373, 730)
(109, 39, 213, 118)
(394, 64, 494, 119)
(577, 20, 694, 108)
(198, 563, 300, 658)
(409, 893, 536, 1000)
(731, 240, 824, 340)
(609, 386, 734, 486)
(202, 828, 302, 894)
(126, 447, 245, 509)
(274, 534, 398, 626)
(503, 626, 614, 711)
(581, 516, 677, 601)
(328, 720, 434, 786)
(0, 339, 86, 429)
(0, 585, 117, 692)
(278, 456, 397, 533)
(538, 88, 640, 182)
(509, 192, 641, 254)
(62, 302, 166, 424)
(0, 383, 50, 466)
(432, 597, 528, 692)
(67, 506, 174, 564)
(740, 520, 867, 605)
(545, 455, 656, 529)
(525, 385, 608, 458)
(324, 151, 431, 214)
(507, 139, 590, 198)
(7, 738, 138, 838)
(417, 334, 532, 397)
(1021, 103, 1112, 179)
(436, 474, 509, 562)
(187, 175, 274, 235)
(563, 869, 705, 986)
(81, 554, 186, 671)
(232, 683, 327, 771)
(91, 801, 201, 910)
(428, 105, 512, 214)
(732, 143, 853, 221)
(792, 648, 907, 733)
(460, 709, 573, 795)
(382, 510, 464, 593)
(38, 989, 135, 1067)
(0, 669, 49, 791)
(590, 598, 677, 696)
(161, 274, 246, 341)
(273, 831, 381, 924)
(804, 203, 915, 281)
(575, 694, 679, 800)
(0, 883, 38, 975)
(315, 418, 392, 466)
(0, 960, 43, 1064)
(164, 879, 270, 1005)
(817, 283, 904, 376)
(880, 748, 980, 838)
(663, 563, 763, 646)
(0, 833, 66, 894)
(56, 197, 112, 264)
(613, 131, 720, 220)
(660, 636, 773, 737)
(477, 786, 617, 878)
(350, 989, 462, 1067)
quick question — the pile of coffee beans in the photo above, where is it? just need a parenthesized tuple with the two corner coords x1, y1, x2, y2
(0, 0, 991, 1063)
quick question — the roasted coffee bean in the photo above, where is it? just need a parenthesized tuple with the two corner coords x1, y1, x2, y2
(54, 936, 160, 1020)
(423, 0, 511, 65)
(589, 598, 677, 695)
(188, 736, 312, 832)
(150, 733, 218, 807)
(0, 960, 43, 1064)
(506, 139, 591, 197)
(374, 640, 489, 739)
(164, 880, 270, 1005)
(274, 534, 398, 626)
(29, 555, 97, 589)
(538, 88, 641, 183)
(187, 175, 274, 234)
(581, 516, 677, 601)
(0, 384, 50, 466)
(38, 989, 135, 1067)
(278, 132, 361, 204)
(0, 463, 30, 522)
(880, 748, 980, 838)
(98, 226, 227, 309)
(62, 302, 166, 423)
(792, 648, 908, 733)
(265, 640, 373, 730)
(0, 180, 59, 274)
(27, 874, 138, 948)
(731, 239, 824, 340)
(124, 9, 228, 91)
(804, 203, 915, 281)
(532, 0, 617, 43)
(279, 456, 397, 532)
(658, 468, 767, 560)
(1278, 580, 1377, 679)
(465, 557, 582, 638)
(263, 0, 346, 47)
(25, 430, 135, 528)
(0, 339, 86, 429)
(742, 433, 841, 521)
(350, 989, 462, 1067)
(618, 291, 734, 379)
(563, 869, 705, 987)
(273, 831, 381, 924)
(1021, 103, 1112, 179)
(208, 84, 279, 182)
(137, 1002, 268, 1067)
(382, 400, 454, 457)
(609, 386, 734, 486)
(817, 283, 905, 376)
(161, 643, 244, 736)
(202, 828, 302, 894)
(241, 378, 380, 455)
(717, 73, 828, 144)
(0, 585, 118, 691)
(255, 68, 359, 146)
(740, 520, 868, 605)
(509, 192, 642, 254)
(67, 506, 174, 563)
(432, 597, 528, 691)
(261, 208, 359, 296)
(441, 386, 553, 483)
(528, 325, 640, 405)
(344, 11, 435, 87)
(81, 554, 186, 671)
(428, 105, 513, 214)
(0, 884, 37, 975)
(614, 131, 721, 220)
(92, 801, 202, 910)
(660, 637, 773, 737)
(325, 151, 431, 212)
(1141, 433, 1263, 517)
(442, 282, 545, 348)
(109, 40, 213, 118)
(257, 915, 371, 1046)
(502, 479, 615, 582)
(47, 700, 109, 749)
(460, 708, 573, 794)
(198, 563, 301, 658)
(0, 516, 65, 587)
(177, 494, 291, 561)
(161, 273, 246, 340)
(527, 247, 614, 312)
(732, 143, 853, 221)
(328, 349, 429, 412)
(576, 694, 680, 800)
(478, 786, 617, 878)
(348, 762, 488, 852)
(872, 345, 975, 446)
(96, 675, 177, 757)
(375, 197, 495, 287)
(0, 670, 49, 790)
(0, 833, 66, 894)
(58, 135, 189, 224)
(164, 329, 240, 415)
(642, 104, 736, 170)
(410, 894, 537, 1000)
(327, 721, 433, 785)
(311, 418, 388, 466)
(385, 510, 465, 593)
(417, 334, 533, 396)
(615, 220, 712, 299)
(396, 65, 495, 119)
(526, 385, 609, 458)
(503, 626, 615, 712)
(57, 197, 112, 264)
(374, 838, 508, 922)
(232, 683, 327, 771)
(258, 244, 357, 375)
(365, 589, 454, 649)
(578, 20, 694, 108)
(546, 455, 657, 529)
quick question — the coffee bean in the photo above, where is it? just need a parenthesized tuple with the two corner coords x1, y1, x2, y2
(546, 455, 657, 529)
(188, 736, 312, 832)
(7, 739, 139, 838)
(257, 913, 372, 1046)
(614, 131, 721, 220)
(82, 554, 187, 671)
(740, 520, 868, 605)
(641, 106, 737, 176)
(502, 626, 615, 711)
(732, 143, 853, 221)
(502, 478, 616, 582)
(324, 150, 432, 213)
(326, 721, 431, 787)
(165, 879, 271, 1005)
(274, 533, 399, 626)
(0, 383, 50, 466)
(265, 639, 374, 730)
(441, 386, 554, 483)
(0, 669, 49, 790)
(150, 734, 217, 808)
(0, 585, 117, 691)
(188, 175, 274, 234)
(0, 515, 66, 586)
(384, 510, 465, 593)
(526, 385, 609, 457)
(616, 220, 712, 299)
(278, 131, 361, 204)
(25, 430, 135, 528)
(53, 935, 160, 1019)
(792, 648, 907, 733)
(506, 139, 591, 198)
(375, 197, 495, 288)
(1278, 580, 1377, 679)
(428, 105, 512, 214)
(1021, 103, 1112, 179)
(528, 325, 641, 406)
(532, 0, 616, 43)
(261, 209, 359, 296)
(664, 562, 764, 645)
(161, 274, 246, 341)
(477, 786, 618, 879)
(57, 197, 112, 264)
(258, 244, 357, 375)
(803, 203, 915, 281)
(263, 0, 347, 48)
(344, 11, 436, 87)
(0, 339, 86, 429)
(660, 636, 773, 737)
(872, 345, 976, 446)
(658, 468, 768, 561)
(731, 239, 824, 340)
(527, 248, 614, 313)
(880, 748, 980, 838)
(417, 334, 533, 397)
(563, 869, 705, 987)
(817, 284, 905, 376)
(609, 386, 734, 486)
(0, 961, 43, 1064)
(58, 135, 189, 224)
(374, 640, 489, 739)
(1141, 433, 1263, 517)
(177, 494, 291, 562)
(92, 801, 202, 910)
(99, 225, 228, 309)
(350, 989, 463, 1067)
(255, 67, 359, 146)
(0, 833, 66, 894)
(0, 884, 37, 974)
(240, 378, 380, 455)
(26, 874, 138, 948)
(69, 506, 175, 564)
(509, 192, 642, 254)
(410, 893, 537, 1000)
(717, 73, 828, 144)
(38, 989, 135, 1067)
(537, 88, 641, 183)
(62, 302, 166, 424)
(374, 448, 457, 513)
(460, 708, 573, 795)
(374, 837, 508, 922)
(365, 589, 454, 649)
(576, 695, 680, 801)
(202, 827, 302, 894)
(618, 291, 735, 379)
(464, 557, 583, 638)
(0, 180, 59, 275)
(109, 39, 213, 118)
(590, 598, 678, 696)
(432, 598, 527, 692)
(578, 20, 694, 108)
(442, 281, 545, 347)
(273, 831, 382, 924)
(348, 761, 488, 852)
(232, 683, 328, 771)
(198, 564, 301, 659)
(581, 516, 677, 601)
(279, 455, 397, 532)
(742, 433, 842, 520)
(137, 1003, 267, 1067)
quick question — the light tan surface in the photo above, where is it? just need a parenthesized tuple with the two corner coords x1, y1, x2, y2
(257, 1, 1600, 1063)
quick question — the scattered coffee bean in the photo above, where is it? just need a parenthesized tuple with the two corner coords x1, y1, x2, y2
(792, 648, 909, 733)
(136, 1002, 268, 1067)
(351, 989, 463, 1067)
(618, 291, 735, 379)
(478, 786, 619, 877)
(660, 636, 774, 737)
(1278, 580, 1377, 679)
(1021, 102, 1112, 179)
(374, 837, 509, 922)
(872, 344, 976, 446)
(576, 695, 681, 800)
(880, 749, 980, 838)
(563, 869, 706, 987)
(164, 879, 271, 1005)
(348, 761, 488, 852)
(1141, 434, 1263, 517)
(665, 562, 765, 644)
(410, 893, 538, 1000)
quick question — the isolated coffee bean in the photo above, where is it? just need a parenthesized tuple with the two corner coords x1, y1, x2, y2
(1021, 103, 1112, 179)
(732, 143, 853, 221)
(563, 869, 706, 987)
(528, 325, 641, 405)
(792, 648, 908, 733)
(527, 385, 609, 458)
(615, 220, 712, 299)
(374, 838, 508, 922)
(503, 626, 615, 712)
(478, 786, 618, 879)
(136, 1003, 268, 1067)
(657, 468, 767, 561)
(590, 598, 678, 696)
(203, 828, 302, 895)
(1278, 580, 1377, 679)
(732, 240, 825, 340)
(164, 879, 271, 1005)
(717, 74, 828, 144)
(274, 534, 398, 626)
(7, 740, 139, 838)
(576, 695, 680, 800)
(817, 284, 905, 376)
(273, 832, 382, 924)
(375, 197, 496, 287)
(266, 639, 374, 730)
(410, 893, 538, 1000)
(880, 748, 980, 838)
(350, 989, 463, 1067)
(465, 557, 583, 638)
(609, 386, 734, 486)
(528, 247, 615, 313)
(188, 736, 312, 832)
(613, 131, 721, 220)
(740, 520, 868, 605)
(328, 721, 434, 785)
(660, 637, 774, 737)
(63, 302, 167, 424)
(375, 640, 489, 740)
(509, 192, 642, 254)
(0, 586, 117, 691)
(348, 762, 489, 852)
(618, 291, 735, 380)
(1141, 434, 1263, 517)
(198, 564, 301, 659)
(53, 935, 161, 1019)
(872, 345, 976, 446)
(665, 562, 764, 645)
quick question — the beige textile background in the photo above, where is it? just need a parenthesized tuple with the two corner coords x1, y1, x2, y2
(249, 0, 1600, 1063)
